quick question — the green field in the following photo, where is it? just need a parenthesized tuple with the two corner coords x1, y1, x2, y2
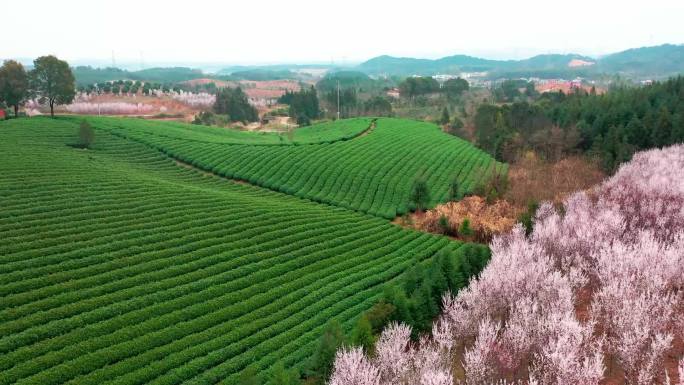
(84, 117, 374, 145)
(0, 117, 492, 384)
(82, 116, 505, 218)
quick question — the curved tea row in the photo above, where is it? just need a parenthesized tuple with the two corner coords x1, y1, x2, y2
(0, 118, 468, 385)
(92, 117, 505, 218)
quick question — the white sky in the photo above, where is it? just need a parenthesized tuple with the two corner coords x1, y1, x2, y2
(5, 0, 684, 66)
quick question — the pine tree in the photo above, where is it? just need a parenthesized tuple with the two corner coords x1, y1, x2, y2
(448, 177, 460, 201)
(383, 286, 413, 325)
(363, 301, 396, 334)
(436, 249, 457, 291)
(440, 106, 450, 125)
(410, 177, 430, 212)
(267, 361, 300, 385)
(350, 316, 375, 354)
(438, 214, 451, 235)
(652, 106, 673, 147)
(427, 263, 448, 308)
(403, 263, 423, 295)
(458, 218, 474, 238)
(306, 321, 345, 383)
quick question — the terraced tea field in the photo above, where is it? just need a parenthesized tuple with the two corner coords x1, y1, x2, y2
(83, 116, 505, 218)
(0, 117, 484, 384)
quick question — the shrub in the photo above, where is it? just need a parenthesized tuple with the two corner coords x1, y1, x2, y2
(438, 214, 451, 235)
(474, 167, 508, 203)
(306, 321, 346, 384)
(78, 120, 95, 149)
(350, 316, 375, 354)
(517, 200, 539, 236)
(458, 218, 473, 238)
(410, 177, 430, 212)
(297, 114, 311, 126)
(448, 178, 460, 202)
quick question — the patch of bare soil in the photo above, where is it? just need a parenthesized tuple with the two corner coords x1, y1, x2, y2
(356, 120, 376, 138)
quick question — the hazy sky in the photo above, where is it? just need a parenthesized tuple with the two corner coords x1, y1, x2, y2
(6, 0, 684, 66)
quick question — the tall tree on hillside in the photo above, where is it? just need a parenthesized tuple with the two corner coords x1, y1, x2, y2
(0, 60, 29, 117)
(444, 77, 469, 100)
(399, 77, 440, 98)
(281, 86, 321, 123)
(325, 87, 357, 118)
(410, 177, 430, 212)
(440, 107, 450, 125)
(30, 55, 75, 117)
(363, 96, 393, 117)
(306, 321, 346, 385)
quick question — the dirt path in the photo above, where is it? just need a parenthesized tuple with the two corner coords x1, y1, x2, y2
(355, 119, 377, 138)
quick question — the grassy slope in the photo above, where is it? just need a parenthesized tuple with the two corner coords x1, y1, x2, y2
(86, 117, 506, 218)
(77, 116, 373, 145)
(0, 117, 463, 385)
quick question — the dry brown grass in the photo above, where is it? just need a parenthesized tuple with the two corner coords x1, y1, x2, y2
(397, 153, 606, 243)
(505, 151, 606, 208)
(398, 196, 519, 243)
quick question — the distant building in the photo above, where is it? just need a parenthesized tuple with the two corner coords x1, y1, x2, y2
(386, 88, 401, 99)
(535, 78, 605, 95)
(432, 74, 460, 82)
(0, 109, 5, 120)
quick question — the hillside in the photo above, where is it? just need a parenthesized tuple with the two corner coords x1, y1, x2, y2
(596, 43, 684, 76)
(72, 66, 206, 86)
(357, 54, 502, 75)
(330, 144, 684, 384)
(83, 117, 505, 218)
(0, 117, 481, 384)
(357, 44, 684, 78)
(83, 117, 374, 145)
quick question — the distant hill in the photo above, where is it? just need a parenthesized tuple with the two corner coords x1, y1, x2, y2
(358, 54, 502, 75)
(596, 44, 684, 76)
(68, 44, 684, 85)
(216, 64, 336, 76)
(226, 69, 295, 81)
(357, 44, 684, 79)
(72, 66, 205, 85)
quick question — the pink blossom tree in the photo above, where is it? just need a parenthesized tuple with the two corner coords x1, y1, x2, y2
(329, 145, 684, 385)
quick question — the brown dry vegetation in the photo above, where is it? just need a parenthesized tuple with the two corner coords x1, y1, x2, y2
(505, 151, 606, 207)
(399, 196, 519, 243)
(398, 153, 606, 242)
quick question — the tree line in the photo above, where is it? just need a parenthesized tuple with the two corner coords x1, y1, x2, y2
(213, 87, 259, 123)
(473, 76, 684, 170)
(278, 86, 320, 125)
(0, 56, 76, 117)
(398, 76, 469, 99)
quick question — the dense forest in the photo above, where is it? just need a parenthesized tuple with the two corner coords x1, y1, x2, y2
(474, 77, 684, 170)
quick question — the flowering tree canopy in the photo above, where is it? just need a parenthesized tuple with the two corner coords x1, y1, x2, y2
(330, 145, 684, 385)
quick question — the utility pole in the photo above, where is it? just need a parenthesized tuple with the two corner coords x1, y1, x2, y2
(337, 79, 340, 120)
